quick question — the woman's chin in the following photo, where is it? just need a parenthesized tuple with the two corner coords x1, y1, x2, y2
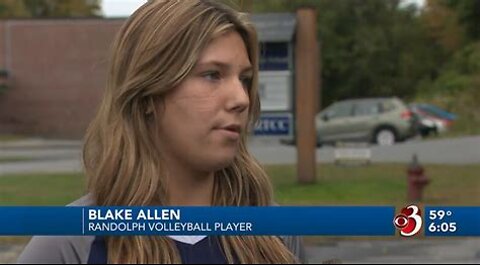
(200, 153, 237, 172)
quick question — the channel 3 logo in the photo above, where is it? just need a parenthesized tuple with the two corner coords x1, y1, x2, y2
(393, 205, 423, 237)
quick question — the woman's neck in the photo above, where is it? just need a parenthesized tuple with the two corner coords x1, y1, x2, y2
(164, 158, 215, 206)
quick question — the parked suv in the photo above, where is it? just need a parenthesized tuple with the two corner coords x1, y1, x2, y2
(316, 97, 417, 146)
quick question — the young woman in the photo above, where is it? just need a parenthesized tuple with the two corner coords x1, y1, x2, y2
(18, 0, 305, 263)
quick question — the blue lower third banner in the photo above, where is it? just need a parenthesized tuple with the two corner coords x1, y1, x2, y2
(0, 206, 396, 236)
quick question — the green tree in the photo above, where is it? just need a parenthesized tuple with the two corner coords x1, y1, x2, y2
(0, 0, 101, 18)
(422, 0, 465, 53)
(417, 0, 480, 135)
(236, 0, 438, 106)
(442, 0, 480, 42)
(0, 0, 31, 18)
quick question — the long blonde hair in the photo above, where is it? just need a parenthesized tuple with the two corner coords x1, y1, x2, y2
(83, 0, 297, 263)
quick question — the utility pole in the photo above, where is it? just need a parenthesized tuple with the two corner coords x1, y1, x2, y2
(295, 7, 319, 184)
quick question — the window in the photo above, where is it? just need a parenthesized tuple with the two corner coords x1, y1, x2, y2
(354, 102, 380, 116)
(326, 102, 353, 119)
(381, 100, 396, 113)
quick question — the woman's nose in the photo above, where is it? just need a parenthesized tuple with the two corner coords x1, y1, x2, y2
(225, 77, 249, 113)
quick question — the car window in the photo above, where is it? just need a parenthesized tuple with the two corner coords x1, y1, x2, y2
(354, 102, 380, 116)
(381, 100, 396, 112)
(326, 102, 353, 119)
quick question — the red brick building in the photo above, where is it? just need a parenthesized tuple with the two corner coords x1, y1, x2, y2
(0, 19, 123, 139)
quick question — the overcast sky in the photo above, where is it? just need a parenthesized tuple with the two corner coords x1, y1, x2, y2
(101, 0, 426, 18)
(102, 0, 147, 18)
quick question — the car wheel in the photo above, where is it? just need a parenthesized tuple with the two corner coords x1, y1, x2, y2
(375, 129, 396, 146)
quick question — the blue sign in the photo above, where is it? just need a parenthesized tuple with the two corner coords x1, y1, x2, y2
(254, 114, 292, 136)
(259, 42, 289, 71)
(0, 206, 396, 236)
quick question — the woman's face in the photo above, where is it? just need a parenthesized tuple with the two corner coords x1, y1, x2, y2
(156, 31, 252, 173)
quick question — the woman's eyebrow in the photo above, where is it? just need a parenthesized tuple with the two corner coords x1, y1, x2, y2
(196, 61, 252, 73)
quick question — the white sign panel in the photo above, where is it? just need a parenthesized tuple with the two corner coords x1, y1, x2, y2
(334, 143, 371, 165)
(258, 71, 292, 111)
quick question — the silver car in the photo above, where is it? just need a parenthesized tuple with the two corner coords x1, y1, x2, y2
(316, 97, 417, 146)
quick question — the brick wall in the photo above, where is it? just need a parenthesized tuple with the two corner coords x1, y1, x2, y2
(0, 19, 124, 139)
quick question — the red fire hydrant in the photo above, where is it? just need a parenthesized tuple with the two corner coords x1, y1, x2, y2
(407, 154, 430, 202)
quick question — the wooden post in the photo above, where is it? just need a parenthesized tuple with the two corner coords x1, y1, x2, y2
(295, 7, 318, 184)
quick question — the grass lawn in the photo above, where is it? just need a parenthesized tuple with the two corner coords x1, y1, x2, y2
(267, 163, 480, 207)
(0, 173, 85, 206)
(0, 163, 477, 206)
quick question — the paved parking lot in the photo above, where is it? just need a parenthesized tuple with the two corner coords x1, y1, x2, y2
(306, 238, 480, 264)
(1, 136, 480, 176)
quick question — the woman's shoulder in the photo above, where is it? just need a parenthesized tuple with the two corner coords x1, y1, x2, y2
(280, 235, 307, 264)
(67, 194, 95, 206)
(17, 235, 95, 264)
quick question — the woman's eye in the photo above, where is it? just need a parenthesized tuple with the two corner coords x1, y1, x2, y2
(202, 71, 221, 81)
